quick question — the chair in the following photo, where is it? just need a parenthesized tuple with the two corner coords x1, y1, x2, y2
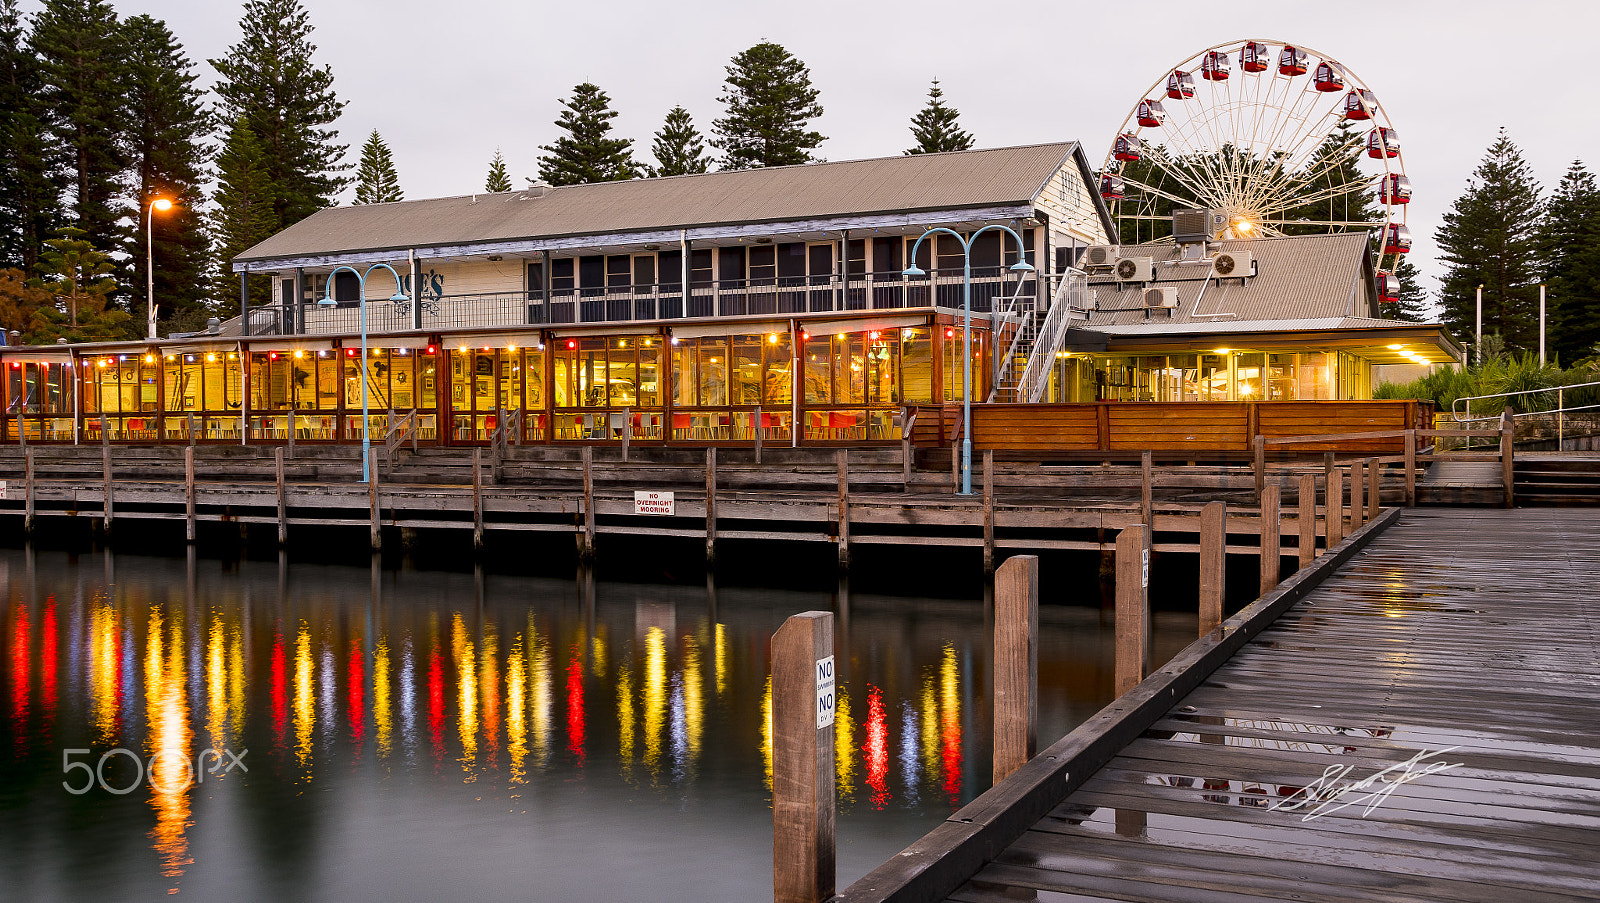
(672, 413, 691, 440)
(829, 410, 857, 440)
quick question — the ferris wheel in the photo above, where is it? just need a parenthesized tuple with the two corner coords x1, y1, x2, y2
(1100, 39, 1412, 297)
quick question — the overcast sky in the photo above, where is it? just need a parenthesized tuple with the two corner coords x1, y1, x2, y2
(21, 0, 1600, 299)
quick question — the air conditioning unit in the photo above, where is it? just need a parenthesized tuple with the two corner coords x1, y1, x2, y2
(1173, 208, 1227, 243)
(1114, 256, 1154, 282)
(1211, 250, 1252, 278)
(1143, 287, 1178, 309)
(1081, 245, 1119, 270)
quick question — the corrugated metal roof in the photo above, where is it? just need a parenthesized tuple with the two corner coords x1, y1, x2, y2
(1083, 232, 1378, 326)
(236, 142, 1080, 263)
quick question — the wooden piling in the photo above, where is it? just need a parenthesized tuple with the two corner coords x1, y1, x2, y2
(274, 446, 287, 546)
(23, 447, 34, 535)
(1349, 461, 1364, 532)
(992, 555, 1037, 784)
(1140, 450, 1153, 530)
(472, 448, 485, 552)
(982, 449, 995, 576)
(1324, 452, 1335, 494)
(1259, 483, 1280, 597)
(1326, 469, 1345, 547)
(836, 449, 849, 572)
(901, 432, 912, 493)
(950, 439, 959, 495)
(184, 445, 195, 543)
(369, 450, 382, 552)
(1253, 435, 1265, 502)
(1114, 525, 1150, 696)
(581, 445, 595, 563)
(1366, 457, 1380, 520)
(1404, 430, 1417, 507)
(621, 406, 631, 464)
(705, 447, 717, 565)
(771, 611, 835, 903)
(1198, 502, 1225, 635)
(1501, 407, 1515, 508)
(754, 405, 763, 465)
(1297, 473, 1316, 569)
(102, 445, 113, 533)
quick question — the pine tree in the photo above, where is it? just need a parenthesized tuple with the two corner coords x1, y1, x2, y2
(711, 42, 824, 170)
(210, 123, 275, 320)
(537, 82, 637, 186)
(122, 14, 211, 336)
(485, 148, 512, 192)
(353, 130, 402, 204)
(34, 225, 116, 329)
(1541, 160, 1600, 363)
(647, 105, 709, 177)
(0, 0, 58, 273)
(905, 79, 972, 155)
(210, 0, 347, 231)
(29, 0, 128, 267)
(1435, 129, 1544, 355)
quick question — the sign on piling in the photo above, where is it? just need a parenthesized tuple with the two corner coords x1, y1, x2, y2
(772, 611, 835, 903)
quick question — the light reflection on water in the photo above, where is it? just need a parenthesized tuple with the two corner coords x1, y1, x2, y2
(0, 547, 1195, 902)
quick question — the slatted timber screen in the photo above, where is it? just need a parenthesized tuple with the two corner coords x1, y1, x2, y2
(1106, 403, 1250, 452)
(970, 405, 1100, 451)
(1257, 402, 1419, 455)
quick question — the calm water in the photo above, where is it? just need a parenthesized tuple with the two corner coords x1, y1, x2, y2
(0, 547, 1196, 902)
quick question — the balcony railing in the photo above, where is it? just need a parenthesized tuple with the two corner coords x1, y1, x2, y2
(291, 268, 1038, 336)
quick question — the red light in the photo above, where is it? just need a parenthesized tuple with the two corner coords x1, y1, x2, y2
(945, 328, 955, 339)
(346, 348, 356, 356)
(566, 339, 576, 350)
(425, 345, 436, 354)
(799, 331, 809, 341)
(269, 351, 278, 360)
(869, 331, 880, 340)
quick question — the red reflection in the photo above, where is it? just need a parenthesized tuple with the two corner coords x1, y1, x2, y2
(347, 640, 365, 750)
(940, 711, 961, 807)
(39, 600, 56, 731)
(428, 647, 444, 766)
(271, 631, 286, 752)
(9, 606, 27, 749)
(565, 647, 584, 766)
(864, 685, 889, 810)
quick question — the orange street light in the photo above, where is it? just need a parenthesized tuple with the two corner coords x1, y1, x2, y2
(147, 198, 174, 339)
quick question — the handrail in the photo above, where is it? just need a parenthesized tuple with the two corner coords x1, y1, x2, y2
(382, 410, 416, 470)
(990, 276, 1040, 400)
(1014, 270, 1085, 404)
(1451, 379, 1600, 423)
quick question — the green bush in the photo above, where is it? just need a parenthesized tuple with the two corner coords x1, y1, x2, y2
(1374, 346, 1598, 418)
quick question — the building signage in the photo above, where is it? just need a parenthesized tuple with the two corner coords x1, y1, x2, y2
(634, 490, 674, 516)
(816, 655, 836, 730)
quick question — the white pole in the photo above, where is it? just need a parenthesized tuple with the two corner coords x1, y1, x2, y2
(146, 202, 157, 339)
(1539, 284, 1546, 367)
(1474, 283, 1483, 364)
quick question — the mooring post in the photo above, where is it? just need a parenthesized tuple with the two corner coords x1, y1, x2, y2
(1349, 461, 1364, 532)
(1297, 473, 1316, 569)
(23, 446, 34, 535)
(1140, 450, 1154, 531)
(950, 438, 959, 495)
(753, 405, 762, 465)
(1259, 483, 1281, 597)
(287, 414, 295, 458)
(184, 445, 196, 543)
(274, 445, 287, 546)
(836, 449, 849, 572)
(771, 610, 835, 903)
(993, 555, 1037, 784)
(1366, 457, 1380, 520)
(102, 444, 113, 534)
(1501, 406, 1515, 509)
(982, 449, 995, 576)
(1327, 469, 1345, 547)
(621, 406, 631, 464)
(1253, 434, 1265, 503)
(1114, 525, 1150, 696)
(1404, 430, 1417, 507)
(581, 445, 595, 563)
(472, 447, 485, 552)
(187, 412, 196, 448)
(1324, 451, 1335, 493)
(1198, 501, 1225, 635)
(705, 446, 717, 566)
(369, 449, 382, 552)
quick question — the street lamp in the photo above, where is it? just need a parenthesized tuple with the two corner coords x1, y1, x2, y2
(903, 225, 1035, 495)
(146, 197, 173, 339)
(319, 264, 409, 483)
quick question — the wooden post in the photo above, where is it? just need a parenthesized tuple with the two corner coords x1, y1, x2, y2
(754, 405, 762, 465)
(1349, 461, 1364, 532)
(187, 412, 196, 447)
(901, 431, 912, 493)
(1297, 474, 1316, 569)
(982, 449, 995, 576)
(836, 449, 849, 572)
(771, 611, 835, 903)
(102, 445, 113, 533)
(1140, 450, 1153, 530)
(1253, 434, 1265, 503)
(369, 449, 381, 552)
(1324, 452, 1335, 493)
(23, 446, 34, 535)
(1404, 430, 1417, 507)
(472, 448, 485, 552)
(1258, 483, 1280, 598)
(1198, 502, 1225, 635)
(581, 445, 595, 563)
(184, 445, 196, 543)
(621, 406, 630, 464)
(1114, 525, 1150, 696)
(992, 555, 1037, 783)
(1501, 406, 1515, 509)
(1366, 457, 1380, 520)
(705, 447, 717, 566)
(275, 446, 287, 546)
(950, 439, 958, 495)
(1326, 469, 1344, 547)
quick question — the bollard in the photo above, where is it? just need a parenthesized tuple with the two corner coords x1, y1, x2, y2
(1259, 483, 1281, 597)
(836, 450, 849, 572)
(275, 445, 288, 546)
(1114, 525, 1150, 696)
(1297, 473, 1316, 569)
(184, 445, 196, 543)
(993, 555, 1038, 783)
(472, 447, 485, 552)
(705, 447, 717, 565)
(772, 611, 835, 903)
(1198, 501, 1226, 635)
(1326, 469, 1344, 547)
(580, 445, 595, 563)
(982, 449, 995, 575)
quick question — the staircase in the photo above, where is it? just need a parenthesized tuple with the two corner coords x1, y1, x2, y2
(990, 270, 1089, 403)
(1513, 454, 1600, 506)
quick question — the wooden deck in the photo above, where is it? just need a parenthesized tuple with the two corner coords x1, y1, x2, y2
(940, 508, 1600, 902)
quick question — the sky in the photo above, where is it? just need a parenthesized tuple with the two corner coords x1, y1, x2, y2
(21, 0, 1600, 300)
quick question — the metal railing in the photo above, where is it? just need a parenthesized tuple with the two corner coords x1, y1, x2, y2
(1012, 271, 1088, 404)
(1450, 379, 1600, 448)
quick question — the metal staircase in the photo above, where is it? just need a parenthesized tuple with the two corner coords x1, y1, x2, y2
(989, 270, 1089, 403)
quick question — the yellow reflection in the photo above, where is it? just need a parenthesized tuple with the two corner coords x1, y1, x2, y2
(507, 634, 527, 784)
(294, 621, 314, 770)
(643, 627, 666, 779)
(834, 686, 855, 803)
(761, 673, 773, 791)
(530, 615, 551, 767)
(590, 628, 607, 678)
(682, 634, 702, 767)
(920, 671, 938, 774)
(481, 623, 500, 759)
(617, 659, 635, 771)
(206, 612, 227, 749)
(374, 638, 392, 758)
(452, 614, 478, 775)
(144, 607, 192, 888)
(714, 623, 727, 698)
(228, 619, 245, 738)
(89, 603, 119, 744)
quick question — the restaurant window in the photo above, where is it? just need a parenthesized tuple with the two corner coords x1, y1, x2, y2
(941, 328, 987, 403)
(899, 328, 933, 403)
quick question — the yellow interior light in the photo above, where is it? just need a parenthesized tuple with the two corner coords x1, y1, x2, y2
(767, 333, 778, 344)
(1215, 348, 1230, 355)
(205, 353, 215, 362)
(293, 350, 304, 359)
(143, 354, 154, 364)
(507, 344, 517, 352)
(1387, 344, 1403, 351)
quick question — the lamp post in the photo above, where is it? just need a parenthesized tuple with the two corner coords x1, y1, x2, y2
(146, 198, 173, 339)
(319, 264, 410, 483)
(904, 225, 1035, 495)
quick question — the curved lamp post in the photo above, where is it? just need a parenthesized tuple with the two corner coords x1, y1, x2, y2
(904, 225, 1034, 496)
(319, 264, 409, 483)
(146, 197, 173, 339)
